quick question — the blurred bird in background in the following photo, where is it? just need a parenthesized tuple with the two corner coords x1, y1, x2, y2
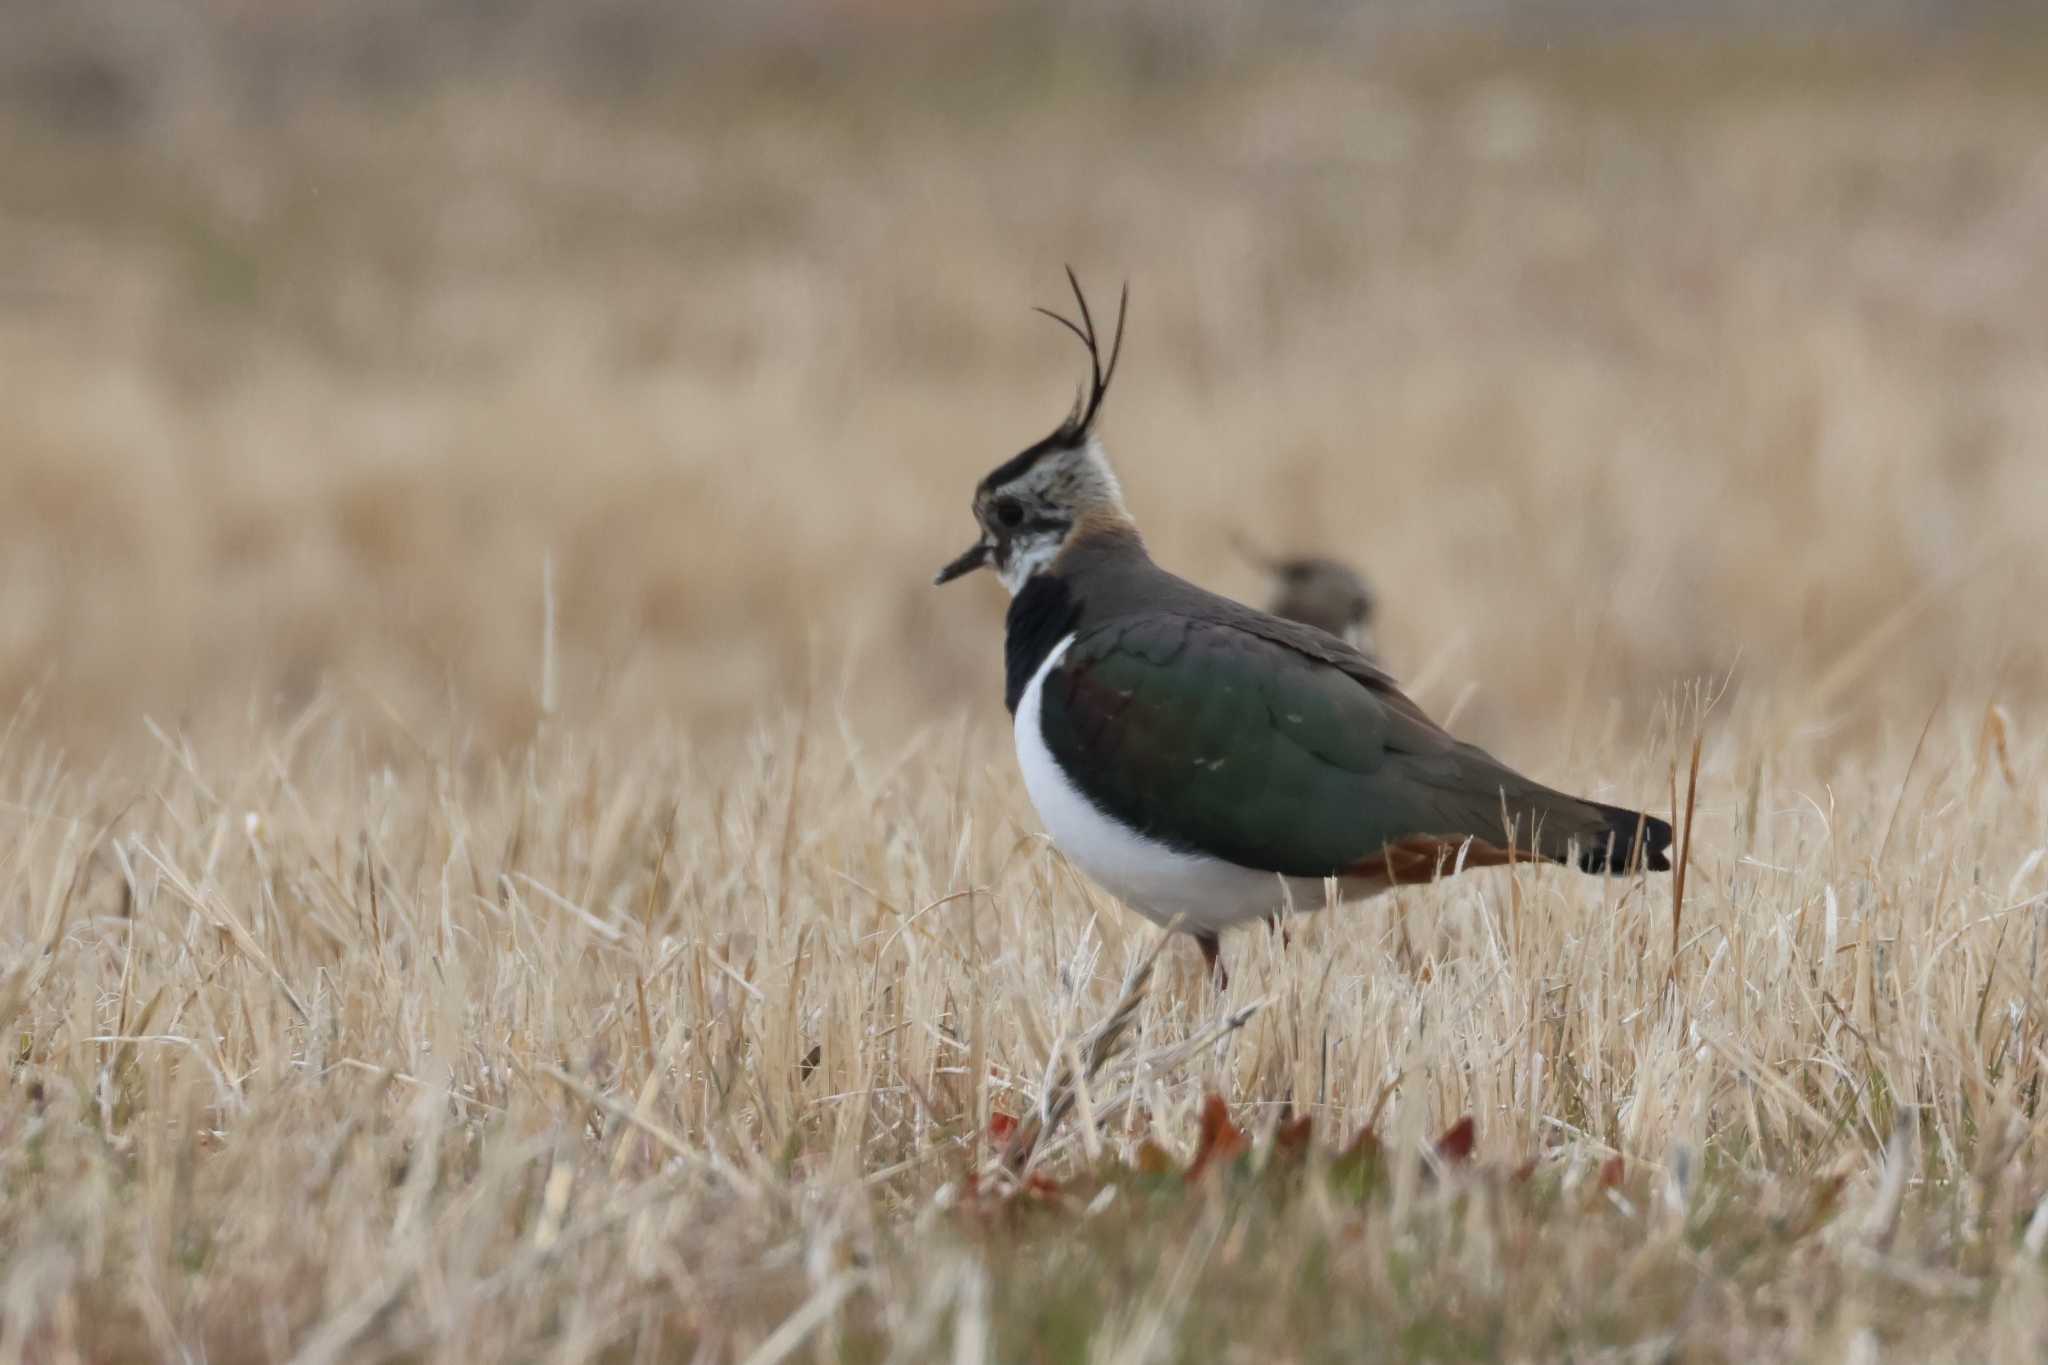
(1237, 539, 1381, 664)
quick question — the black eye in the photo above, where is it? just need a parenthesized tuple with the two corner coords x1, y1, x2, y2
(993, 497, 1026, 529)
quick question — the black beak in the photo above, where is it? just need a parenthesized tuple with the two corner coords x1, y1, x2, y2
(934, 541, 991, 586)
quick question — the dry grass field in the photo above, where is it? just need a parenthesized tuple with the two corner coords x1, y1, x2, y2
(4, 17, 2048, 1360)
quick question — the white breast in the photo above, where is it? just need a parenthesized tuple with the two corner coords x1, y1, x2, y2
(1013, 633, 1335, 933)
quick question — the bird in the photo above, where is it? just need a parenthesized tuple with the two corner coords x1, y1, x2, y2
(934, 271, 1673, 985)
(1251, 549, 1380, 661)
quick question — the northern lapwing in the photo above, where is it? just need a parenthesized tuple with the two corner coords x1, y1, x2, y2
(936, 272, 1674, 984)
(1257, 552, 1380, 660)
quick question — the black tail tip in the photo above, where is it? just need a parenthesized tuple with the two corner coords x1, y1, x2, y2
(1578, 804, 1675, 875)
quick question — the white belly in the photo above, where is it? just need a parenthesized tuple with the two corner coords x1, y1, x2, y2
(1013, 633, 1342, 933)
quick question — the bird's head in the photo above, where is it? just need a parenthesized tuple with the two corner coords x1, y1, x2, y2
(1265, 555, 1378, 652)
(935, 271, 1133, 596)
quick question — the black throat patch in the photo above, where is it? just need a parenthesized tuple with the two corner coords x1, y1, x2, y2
(1004, 574, 1083, 714)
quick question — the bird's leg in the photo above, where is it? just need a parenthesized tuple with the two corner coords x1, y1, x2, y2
(1392, 893, 1419, 978)
(1196, 932, 1229, 990)
(1265, 913, 1292, 949)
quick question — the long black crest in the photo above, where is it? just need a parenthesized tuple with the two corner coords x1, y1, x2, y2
(1034, 266, 1128, 441)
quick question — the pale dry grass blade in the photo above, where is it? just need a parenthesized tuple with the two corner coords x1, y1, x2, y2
(1860, 1113, 1918, 1252)
(1000, 931, 1168, 1176)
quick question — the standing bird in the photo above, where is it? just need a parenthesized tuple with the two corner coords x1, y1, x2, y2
(935, 272, 1672, 985)
(1257, 552, 1380, 660)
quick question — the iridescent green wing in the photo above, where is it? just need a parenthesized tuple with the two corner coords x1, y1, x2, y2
(1037, 615, 1608, 876)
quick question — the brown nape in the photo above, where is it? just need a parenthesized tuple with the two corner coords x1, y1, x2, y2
(1345, 835, 1539, 886)
(1055, 513, 1144, 567)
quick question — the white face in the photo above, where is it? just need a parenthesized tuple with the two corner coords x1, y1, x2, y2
(993, 524, 1067, 595)
(935, 436, 1128, 595)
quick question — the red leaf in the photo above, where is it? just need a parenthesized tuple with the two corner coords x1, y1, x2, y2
(1598, 1154, 1626, 1190)
(1185, 1094, 1250, 1183)
(1510, 1157, 1539, 1184)
(1274, 1113, 1314, 1159)
(988, 1111, 1019, 1144)
(1434, 1116, 1476, 1164)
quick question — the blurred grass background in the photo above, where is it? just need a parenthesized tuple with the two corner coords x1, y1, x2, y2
(3, 1, 2045, 762)
(7, 7, 2048, 1359)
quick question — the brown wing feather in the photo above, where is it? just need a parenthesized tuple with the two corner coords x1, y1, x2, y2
(1345, 836, 1542, 886)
